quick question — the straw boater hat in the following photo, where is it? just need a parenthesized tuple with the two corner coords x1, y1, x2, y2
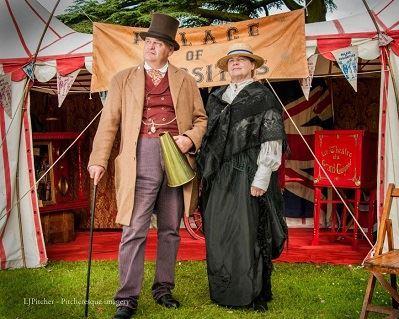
(216, 43, 264, 72)
(139, 13, 180, 51)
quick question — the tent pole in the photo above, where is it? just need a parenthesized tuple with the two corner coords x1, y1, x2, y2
(0, 80, 31, 264)
(6, 0, 62, 266)
(362, 2, 399, 222)
(377, 50, 389, 220)
(12, 80, 31, 267)
(31, 0, 61, 64)
(361, 0, 381, 34)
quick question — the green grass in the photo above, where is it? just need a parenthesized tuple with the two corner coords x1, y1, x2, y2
(0, 261, 393, 319)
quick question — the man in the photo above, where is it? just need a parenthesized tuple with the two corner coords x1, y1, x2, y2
(88, 13, 207, 319)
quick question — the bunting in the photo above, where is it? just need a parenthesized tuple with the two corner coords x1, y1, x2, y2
(300, 54, 318, 100)
(0, 73, 12, 118)
(22, 62, 35, 82)
(99, 91, 108, 106)
(57, 70, 80, 107)
(332, 46, 358, 92)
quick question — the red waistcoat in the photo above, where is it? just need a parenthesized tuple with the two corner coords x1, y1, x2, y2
(139, 71, 179, 137)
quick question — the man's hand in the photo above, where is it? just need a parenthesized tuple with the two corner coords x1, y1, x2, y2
(251, 186, 266, 197)
(88, 165, 105, 186)
(173, 135, 194, 154)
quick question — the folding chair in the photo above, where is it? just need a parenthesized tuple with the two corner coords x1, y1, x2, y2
(360, 183, 399, 319)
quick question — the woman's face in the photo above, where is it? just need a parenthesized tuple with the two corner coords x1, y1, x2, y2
(227, 56, 255, 82)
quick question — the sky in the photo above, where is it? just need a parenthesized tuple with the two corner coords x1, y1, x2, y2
(37, 0, 370, 20)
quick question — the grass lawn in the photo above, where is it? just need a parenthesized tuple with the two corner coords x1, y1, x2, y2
(0, 261, 392, 319)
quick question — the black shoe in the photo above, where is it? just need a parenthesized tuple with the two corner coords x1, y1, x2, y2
(113, 306, 136, 319)
(251, 299, 268, 312)
(257, 292, 273, 302)
(156, 294, 180, 308)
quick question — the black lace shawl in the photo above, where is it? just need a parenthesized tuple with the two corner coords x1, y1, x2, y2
(197, 81, 286, 186)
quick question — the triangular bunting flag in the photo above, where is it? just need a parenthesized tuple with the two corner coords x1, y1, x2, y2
(300, 54, 318, 100)
(23, 62, 35, 82)
(0, 73, 12, 118)
(57, 70, 80, 107)
(378, 33, 393, 46)
(99, 91, 108, 106)
(331, 46, 358, 92)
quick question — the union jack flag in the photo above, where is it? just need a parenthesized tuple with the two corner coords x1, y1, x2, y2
(272, 80, 333, 222)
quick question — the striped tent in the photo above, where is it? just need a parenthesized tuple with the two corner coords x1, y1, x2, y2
(0, 0, 92, 269)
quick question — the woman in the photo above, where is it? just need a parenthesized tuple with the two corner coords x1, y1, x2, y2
(197, 43, 288, 311)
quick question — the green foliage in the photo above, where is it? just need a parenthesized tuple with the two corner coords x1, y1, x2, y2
(0, 261, 391, 319)
(58, 0, 336, 33)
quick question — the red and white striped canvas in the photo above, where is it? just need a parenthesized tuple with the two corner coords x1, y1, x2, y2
(0, 80, 47, 269)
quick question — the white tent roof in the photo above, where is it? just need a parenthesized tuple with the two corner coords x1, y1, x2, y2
(1, 0, 398, 93)
(0, 0, 92, 63)
(307, 0, 399, 38)
(306, 0, 399, 61)
(1, 0, 398, 64)
(0, 0, 93, 95)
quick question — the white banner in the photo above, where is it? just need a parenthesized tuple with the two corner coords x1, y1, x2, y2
(0, 73, 12, 118)
(57, 69, 79, 107)
(332, 46, 358, 92)
(300, 54, 318, 100)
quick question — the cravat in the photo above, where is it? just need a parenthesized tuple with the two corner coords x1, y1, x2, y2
(146, 69, 163, 86)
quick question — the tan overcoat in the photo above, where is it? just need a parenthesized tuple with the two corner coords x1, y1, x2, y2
(88, 63, 207, 226)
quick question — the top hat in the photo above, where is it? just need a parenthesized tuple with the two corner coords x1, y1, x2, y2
(216, 42, 264, 72)
(139, 13, 180, 51)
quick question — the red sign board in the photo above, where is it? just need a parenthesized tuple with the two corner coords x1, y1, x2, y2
(314, 130, 377, 188)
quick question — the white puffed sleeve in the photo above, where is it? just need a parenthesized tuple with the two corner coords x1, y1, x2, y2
(251, 140, 282, 191)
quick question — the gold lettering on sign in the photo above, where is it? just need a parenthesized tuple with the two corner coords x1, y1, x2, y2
(321, 159, 352, 175)
(321, 145, 353, 158)
(336, 160, 351, 174)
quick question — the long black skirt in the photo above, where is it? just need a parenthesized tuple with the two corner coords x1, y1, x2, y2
(203, 151, 268, 307)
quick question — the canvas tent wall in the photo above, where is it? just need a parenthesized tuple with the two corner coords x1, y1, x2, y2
(302, 0, 399, 239)
(1, 0, 399, 269)
(0, 0, 93, 269)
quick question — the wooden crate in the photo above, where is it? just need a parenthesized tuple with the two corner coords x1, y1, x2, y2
(41, 211, 75, 243)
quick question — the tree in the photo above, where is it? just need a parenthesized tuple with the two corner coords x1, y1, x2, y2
(59, 0, 336, 33)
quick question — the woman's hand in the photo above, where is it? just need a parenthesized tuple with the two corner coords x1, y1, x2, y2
(251, 186, 266, 197)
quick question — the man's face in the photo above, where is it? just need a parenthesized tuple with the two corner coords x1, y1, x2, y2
(143, 37, 174, 65)
(227, 56, 255, 79)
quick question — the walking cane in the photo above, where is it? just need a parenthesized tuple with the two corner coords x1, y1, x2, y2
(85, 183, 97, 318)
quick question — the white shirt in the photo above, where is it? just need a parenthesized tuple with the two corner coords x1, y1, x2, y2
(222, 79, 255, 104)
(144, 61, 168, 76)
(221, 79, 282, 192)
